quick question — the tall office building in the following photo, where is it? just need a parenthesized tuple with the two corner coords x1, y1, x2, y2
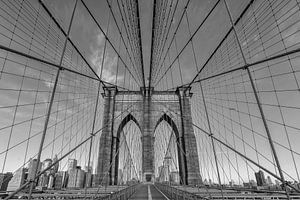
(7, 168, 27, 191)
(85, 172, 92, 188)
(266, 176, 274, 186)
(52, 155, 59, 173)
(48, 175, 54, 189)
(255, 170, 266, 186)
(84, 164, 93, 173)
(28, 159, 41, 181)
(41, 159, 52, 172)
(0, 172, 13, 191)
(67, 167, 86, 188)
(170, 171, 180, 184)
(118, 169, 123, 184)
(38, 173, 49, 188)
(67, 159, 77, 172)
(54, 171, 68, 189)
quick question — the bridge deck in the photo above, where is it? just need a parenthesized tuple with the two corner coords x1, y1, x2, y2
(129, 184, 168, 200)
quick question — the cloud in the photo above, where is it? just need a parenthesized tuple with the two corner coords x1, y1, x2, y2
(89, 32, 119, 83)
(44, 81, 55, 89)
(102, 56, 118, 82)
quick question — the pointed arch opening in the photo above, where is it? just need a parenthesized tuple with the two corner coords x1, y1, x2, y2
(114, 113, 142, 184)
(153, 113, 185, 184)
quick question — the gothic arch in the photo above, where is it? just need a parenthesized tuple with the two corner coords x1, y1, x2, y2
(114, 113, 142, 184)
(154, 113, 180, 138)
(154, 113, 187, 184)
(116, 113, 141, 138)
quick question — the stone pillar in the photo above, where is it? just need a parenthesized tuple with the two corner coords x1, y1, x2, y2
(142, 87, 154, 181)
(95, 86, 117, 186)
(113, 136, 120, 184)
(177, 87, 202, 185)
(109, 88, 117, 185)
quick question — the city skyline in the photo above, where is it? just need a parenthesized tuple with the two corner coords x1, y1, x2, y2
(0, 0, 300, 199)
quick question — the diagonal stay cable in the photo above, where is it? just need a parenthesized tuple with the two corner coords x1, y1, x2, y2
(151, 0, 191, 87)
(183, 0, 255, 90)
(135, 0, 146, 88)
(153, 0, 221, 87)
(3, 103, 135, 200)
(152, 95, 300, 193)
(105, 0, 144, 87)
(80, 0, 141, 87)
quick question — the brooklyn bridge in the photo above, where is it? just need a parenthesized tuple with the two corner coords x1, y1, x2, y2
(0, 0, 300, 199)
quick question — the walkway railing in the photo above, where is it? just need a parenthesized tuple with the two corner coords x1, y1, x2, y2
(155, 183, 201, 200)
(155, 183, 300, 200)
(15, 184, 140, 199)
(98, 184, 139, 200)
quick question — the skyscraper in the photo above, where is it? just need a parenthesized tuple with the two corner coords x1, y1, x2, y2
(7, 168, 27, 191)
(52, 155, 59, 173)
(266, 176, 273, 186)
(67, 159, 77, 172)
(41, 159, 52, 172)
(67, 167, 86, 188)
(84, 164, 93, 173)
(255, 170, 266, 186)
(28, 158, 41, 181)
(0, 172, 13, 191)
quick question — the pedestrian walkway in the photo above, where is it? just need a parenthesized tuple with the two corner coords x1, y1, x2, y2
(129, 183, 169, 200)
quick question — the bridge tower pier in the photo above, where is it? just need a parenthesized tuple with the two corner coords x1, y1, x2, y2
(94, 86, 201, 186)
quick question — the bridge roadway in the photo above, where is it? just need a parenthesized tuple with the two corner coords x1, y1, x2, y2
(129, 183, 169, 200)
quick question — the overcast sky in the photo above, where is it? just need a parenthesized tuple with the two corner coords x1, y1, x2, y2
(1, 0, 300, 185)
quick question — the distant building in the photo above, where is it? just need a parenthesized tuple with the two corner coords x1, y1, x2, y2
(157, 165, 168, 182)
(85, 172, 92, 187)
(68, 167, 86, 188)
(76, 169, 85, 188)
(67, 159, 77, 172)
(170, 171, 180, 184)
(54, 173, 63, 190)
(250, 179, 257, 187)
(157, 166, 164, 178)
(243, 182, 251, 188)
(84, 163, 93, 173)
(37, 173, 49, 188)
(266, 176, 273, 186)
(48, 175, 54, 189)
(7, 168, 27, 191)
(118, 169, 123, 184)
(92, 174, 101, 187)
(28, 158, 41, 181)
(54, 171, 68, 189)
(52, 155, 59, 173)
(41, 159, 52, 172)
(0, 172, 13, 191)
(68, 169, 77, 188)
(255, 170, 266, 186)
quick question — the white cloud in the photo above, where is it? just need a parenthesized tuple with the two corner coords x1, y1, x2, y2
(44, 81, 55, 89)
(89, 32, 121, 83)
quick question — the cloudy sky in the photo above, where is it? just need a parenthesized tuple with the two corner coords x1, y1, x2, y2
(1, 0, 300, 186)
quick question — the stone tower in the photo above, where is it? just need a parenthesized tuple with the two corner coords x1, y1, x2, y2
(94, 87, 201, 186)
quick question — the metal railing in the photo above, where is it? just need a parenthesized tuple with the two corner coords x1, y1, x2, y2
(155, 183, 300, 200)
(155, 183, 202, 200)
(99, 184, 140, 200)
